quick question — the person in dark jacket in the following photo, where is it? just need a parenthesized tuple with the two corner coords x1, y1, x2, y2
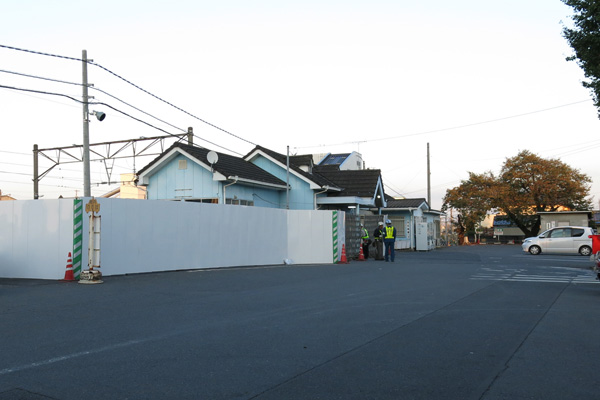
(373, 221, 385, 260)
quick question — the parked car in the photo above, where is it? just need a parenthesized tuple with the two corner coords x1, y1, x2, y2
(522, 226, 596, 256)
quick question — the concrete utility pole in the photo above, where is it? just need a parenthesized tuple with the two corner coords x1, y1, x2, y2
(427, 143, 431, 207)
(82, 50, 91, 197)
(33, 144, 39, 199)
(286, 146, 290, 209)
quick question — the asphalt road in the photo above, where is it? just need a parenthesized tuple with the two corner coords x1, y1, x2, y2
(1, 245, 599, 400)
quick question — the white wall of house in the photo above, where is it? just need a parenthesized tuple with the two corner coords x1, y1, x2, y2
(0, 198, 340, 280)
(339, 152, 363, 170)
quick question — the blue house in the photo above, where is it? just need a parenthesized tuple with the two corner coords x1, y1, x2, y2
(137, 143, 388, 212)
(137, 143, 288, 207)
(244, 146, 386, 212)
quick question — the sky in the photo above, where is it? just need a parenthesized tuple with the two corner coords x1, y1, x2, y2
(1, 0, 599, 210)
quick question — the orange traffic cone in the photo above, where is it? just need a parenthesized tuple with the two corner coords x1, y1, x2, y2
(357, 245, 365, 261)
(63, 252, 75, 281)
(339, 244, 349, 264)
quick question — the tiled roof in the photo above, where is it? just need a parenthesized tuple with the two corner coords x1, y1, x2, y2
(314, 167, 382, 198)
(138, 143, 287, 187)
(289, 154, 314, 167)
(385, 198, 428, 209)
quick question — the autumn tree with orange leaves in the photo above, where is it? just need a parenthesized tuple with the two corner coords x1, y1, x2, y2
(442, 150, 592, 240)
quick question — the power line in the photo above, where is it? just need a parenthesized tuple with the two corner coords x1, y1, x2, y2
(0, 68, 188, 134)
(0, 44, 257, 147)
(293, 99, 594, 150)
(0, 84, 242, 155)
(0, 83, 183, 139)
(0, 150, 30, 156)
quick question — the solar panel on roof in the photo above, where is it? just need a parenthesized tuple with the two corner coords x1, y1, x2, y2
(321, 154, 349, 165)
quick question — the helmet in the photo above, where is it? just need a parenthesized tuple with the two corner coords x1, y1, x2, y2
(378, 221, 384, 226)
(386, 219, 392, 224)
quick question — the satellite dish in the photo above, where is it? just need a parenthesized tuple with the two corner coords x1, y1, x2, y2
(207, 151, 218, 165)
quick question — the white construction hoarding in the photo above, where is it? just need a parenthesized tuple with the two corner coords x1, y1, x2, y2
(0, 198, 344, 279)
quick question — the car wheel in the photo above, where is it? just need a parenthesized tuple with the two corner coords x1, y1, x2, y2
(579, 245, 592, 256)
(529, 245, 541, 255)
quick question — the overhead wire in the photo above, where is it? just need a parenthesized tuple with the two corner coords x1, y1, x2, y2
(293, 99, 595, 150)
(0, 44, 257, 147)
(0, 69, 244, 155)
(0, 84, 243, 155)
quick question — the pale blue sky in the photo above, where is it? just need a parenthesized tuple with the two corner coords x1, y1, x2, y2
(1, 0, 598, 209)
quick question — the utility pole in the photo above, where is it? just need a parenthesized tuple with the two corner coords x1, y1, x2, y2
(427, 142, 431, 207)
(187, 127, 193, 145)
(286, 146, 290, 209)
(82, 49, 91, 197)
(33, 144, 39, 199)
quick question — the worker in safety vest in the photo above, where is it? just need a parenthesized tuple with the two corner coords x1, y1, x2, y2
(360, 224, 370, 259)
(373, 221, 385, 260)
(383, 219, 397, 262)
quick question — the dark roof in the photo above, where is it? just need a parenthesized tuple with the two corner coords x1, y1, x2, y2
(314, 168, 382, 198)
(385, 198, 428, 209)
(138, 143, 287, 187)
(244, 145, 340, 189)
(289, 154, 314, 167)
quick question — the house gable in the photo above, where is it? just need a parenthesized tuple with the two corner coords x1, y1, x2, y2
(314, 168, 386, 208)
(137, 143, 287, 204)
(245, 148, 323, 190)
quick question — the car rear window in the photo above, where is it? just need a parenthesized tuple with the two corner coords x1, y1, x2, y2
(572, 228, 585, 237)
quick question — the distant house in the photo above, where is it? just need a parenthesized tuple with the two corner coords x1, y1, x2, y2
(102, 173, 147, 199)
(380, 198, 443, 251)
(317, 152, 364, 170)
(0, 190, 16, 201)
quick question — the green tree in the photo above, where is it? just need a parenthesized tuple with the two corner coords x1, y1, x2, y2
(562, 0, 600, 115)
(443, 151, 592, 239)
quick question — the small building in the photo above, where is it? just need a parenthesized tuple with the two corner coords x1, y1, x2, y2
(491, 215, 526, 243)
(380, 198, 443, 251)
(102, 173, 147, 199)
(538, 211, 593, 230)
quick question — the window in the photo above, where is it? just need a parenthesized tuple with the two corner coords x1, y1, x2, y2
(571, 228, 585, 237)
(226, 198, 254, 206)
(187, 198, 218, 204)
(549, 228, 570, 238)
(389, 217, 405, 237)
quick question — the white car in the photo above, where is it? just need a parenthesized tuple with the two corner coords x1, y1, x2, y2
(522, 226, 596, 256)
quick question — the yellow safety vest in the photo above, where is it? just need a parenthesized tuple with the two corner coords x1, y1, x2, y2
(385, 226, 395, 239)
(362, 228, 369, 240)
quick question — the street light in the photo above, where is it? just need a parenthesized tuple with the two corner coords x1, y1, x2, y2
(92, 111, 106, 121)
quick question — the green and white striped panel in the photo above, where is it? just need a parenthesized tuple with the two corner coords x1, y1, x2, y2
(332, 211, 339, 263)
(73, 199, 83, 279)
